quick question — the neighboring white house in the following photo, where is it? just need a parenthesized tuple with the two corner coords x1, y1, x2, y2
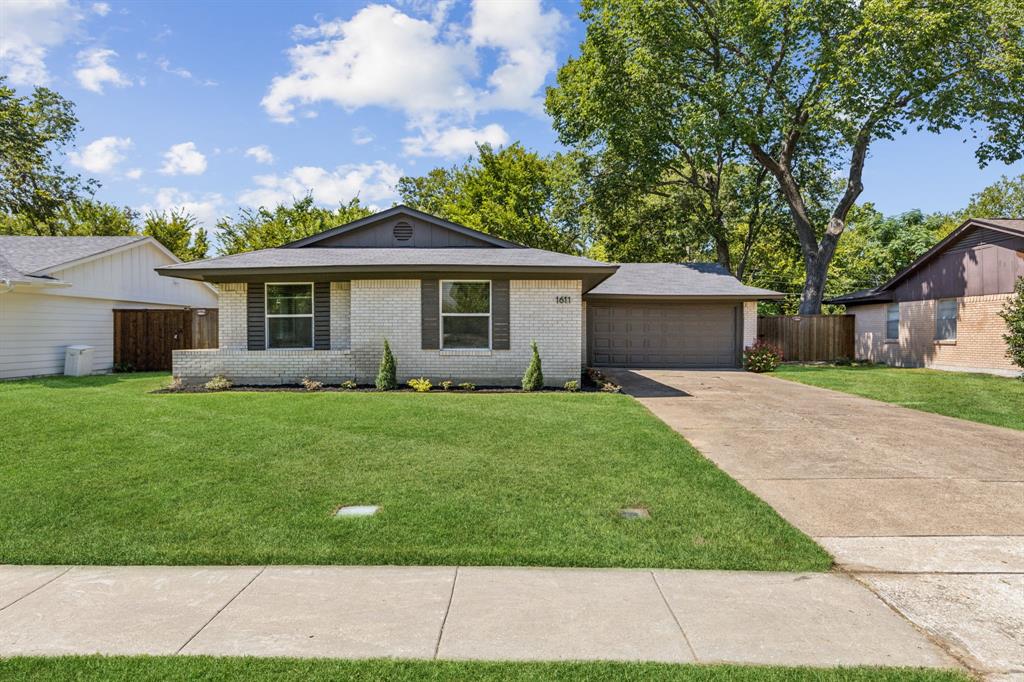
(0, 236, 218, 379)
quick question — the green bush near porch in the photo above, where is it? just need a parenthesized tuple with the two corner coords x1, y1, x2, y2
(0, 373, 829, 570)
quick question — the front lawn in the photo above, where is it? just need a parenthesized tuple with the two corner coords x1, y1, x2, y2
(0, 657, 970, 682)
(0, 374, 829, 570)
(775, 364, 1024, 430)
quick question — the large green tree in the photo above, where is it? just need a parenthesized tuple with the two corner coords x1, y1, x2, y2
(217, 195, 372, 255)
(0, 77, 96, 234)
(961, 173, 1024, 221)
(398, 143, 591, 253)
(143, 210, 209, 262)
(549, 0, 1024, 313)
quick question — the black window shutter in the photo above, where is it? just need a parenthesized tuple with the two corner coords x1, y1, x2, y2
(492, 279, 510, 350)
(314, 282, 330, 350)
(247, 283, 265, 350)
(421, 279, 440, 350)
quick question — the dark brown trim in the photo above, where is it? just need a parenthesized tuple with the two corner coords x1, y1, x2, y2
(421, 279, 439, 350)
(159, 265, 616, 281)
(491, 279, 510, 350)
(313, 281, 330, 350)
(584, 293, 785, 302)
(246, 283, 265, 350)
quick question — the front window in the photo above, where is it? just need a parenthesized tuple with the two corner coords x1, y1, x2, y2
(441, 280, 490, 349)
(936, 299, 957, 341)
(885, 303, 899, 341)
(266, 283, 313, 349)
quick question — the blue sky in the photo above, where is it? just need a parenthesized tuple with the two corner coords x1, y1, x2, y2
(2, 0, 1021, 237)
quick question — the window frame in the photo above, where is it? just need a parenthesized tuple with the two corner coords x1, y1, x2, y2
(264, 282, 315, 350)
(935, 298, 958, 342)
(439, 279, 492, 351)
(885, 302, 900, 342)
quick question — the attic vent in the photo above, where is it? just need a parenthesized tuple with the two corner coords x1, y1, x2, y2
(393, 222, 414, 242)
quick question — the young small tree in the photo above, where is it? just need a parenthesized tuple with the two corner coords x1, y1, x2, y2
(1000, 277, 1024, 376)
(375, 339, 397, 391)
(521, 341, 544, 391)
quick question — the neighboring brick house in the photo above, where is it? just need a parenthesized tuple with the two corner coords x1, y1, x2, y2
(158, 206, 781, 386)
(830, 218, 1024, 377)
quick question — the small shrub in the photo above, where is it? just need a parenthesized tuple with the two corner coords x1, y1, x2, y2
(587, 367, 619, 392)
(407, 377, 432, 392)
(563, 379, 579, 392)
(205, 374, 232, 391)
(458, 382, 476, 391)
(1000, 276, 1024, 377)
(301, 376, 323, 391)
(340, 379, 358, 390)
(521, 340, 544, 391)
(600, 381, 621, 393)
(375, 339, 397, 390)
(440, 380, 454, 391)
(166, 375, 184, 392)
(743, 340, 783, 373)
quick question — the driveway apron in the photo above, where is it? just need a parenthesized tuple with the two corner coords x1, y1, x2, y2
(603, 368, 1024, 678)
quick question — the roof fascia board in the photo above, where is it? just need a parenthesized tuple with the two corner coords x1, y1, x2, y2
(585, 293, 786, 301)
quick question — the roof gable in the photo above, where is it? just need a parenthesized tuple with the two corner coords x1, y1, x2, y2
(282, 206, 524, 249)
(0, 236, 149, 274)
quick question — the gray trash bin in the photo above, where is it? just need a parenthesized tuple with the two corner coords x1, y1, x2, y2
(64, 345, 95, 376)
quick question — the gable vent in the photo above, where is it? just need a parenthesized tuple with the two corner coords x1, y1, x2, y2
(393, 222, 414, 242)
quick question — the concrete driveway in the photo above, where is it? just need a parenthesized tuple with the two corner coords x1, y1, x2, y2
(603, 368, 1024, 677)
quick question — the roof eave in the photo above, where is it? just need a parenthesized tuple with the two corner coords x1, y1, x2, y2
(585, 292, 787, 301)
(157, 263, 619, 282)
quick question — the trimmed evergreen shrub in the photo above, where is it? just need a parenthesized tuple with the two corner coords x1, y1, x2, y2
(375, 339, 397, 390)
(1000, 276, 1024, 376)
(522, 340, 544, 391)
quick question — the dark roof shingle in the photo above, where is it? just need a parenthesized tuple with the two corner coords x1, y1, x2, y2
(586, 263, 783, 299)
(0, 236, 145, 274)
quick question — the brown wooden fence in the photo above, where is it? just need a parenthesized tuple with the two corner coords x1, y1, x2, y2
(114, 308, 218, 371)
(757, 314, 855, 362)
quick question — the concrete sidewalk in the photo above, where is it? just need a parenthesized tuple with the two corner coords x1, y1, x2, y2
(0, 565, 954, 669)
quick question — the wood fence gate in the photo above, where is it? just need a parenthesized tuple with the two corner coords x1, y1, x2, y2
(757, 314, 855, 362)
(114, 308, 218, 371)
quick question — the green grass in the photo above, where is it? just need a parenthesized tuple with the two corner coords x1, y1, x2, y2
(775, 364, 1024, 430)
(0, 373, 829, 570)
(0, 657, 970, 682)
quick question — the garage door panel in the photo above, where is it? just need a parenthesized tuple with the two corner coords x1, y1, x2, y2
(588, 302, 739, 368)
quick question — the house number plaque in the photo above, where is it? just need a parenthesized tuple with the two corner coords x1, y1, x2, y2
(555, 295, 572, 304)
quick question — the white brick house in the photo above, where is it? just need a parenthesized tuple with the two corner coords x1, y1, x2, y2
(158, 207, 779, 386)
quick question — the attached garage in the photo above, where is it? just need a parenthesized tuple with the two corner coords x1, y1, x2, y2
(583, 263, 783, 369)
(588, 301, 741, 368)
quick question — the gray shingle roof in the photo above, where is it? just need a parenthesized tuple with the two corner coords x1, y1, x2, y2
(158, 247, 615, 273)
(586, 263, 784, 299)
(0, 236, 145, 275)
(975, 218, 1024, 233)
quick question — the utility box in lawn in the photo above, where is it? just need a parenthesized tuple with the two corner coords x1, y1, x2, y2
(64, 345, 95, 376)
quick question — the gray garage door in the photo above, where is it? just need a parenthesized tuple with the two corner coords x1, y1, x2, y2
(588, 302, 740, 368)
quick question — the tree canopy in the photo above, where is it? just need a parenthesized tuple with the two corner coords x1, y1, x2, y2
(216, 195, 373, 255)
(548, 0, 1024, 313)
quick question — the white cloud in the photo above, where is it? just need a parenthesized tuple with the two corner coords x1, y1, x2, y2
(68, 136, 133, 173)
(142, 187, 226, 230)
(244, 145, 274, 164)
(75, 48, 132, 93)
(469, 0, 564, 113)
(351, 127, 374, 145)
(403, 123, 508, 158)
(238, 162, 403, 209)
(262, 4, 476, 123)
(91, 2, 110, 16)
(160, 142, 207, 175)
(156, 57, 191, 79)
(125, 168, 143, 180)
(0, 0, 82, 86)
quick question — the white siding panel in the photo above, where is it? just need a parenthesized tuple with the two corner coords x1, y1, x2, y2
(46, 242, 218, 307)
(0, 292, 115, 379)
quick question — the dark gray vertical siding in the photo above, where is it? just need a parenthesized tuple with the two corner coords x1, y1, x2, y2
(421, 279, 440, 349)
(314, 282, 330, 350)
(247, 283, 265, 350)
(491, 279, 510, 350)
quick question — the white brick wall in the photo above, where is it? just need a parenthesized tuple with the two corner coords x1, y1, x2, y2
(743, 301, 757, 349)
(218, 283, 247, 350)
(330, 281, 350, 350)
(175, 278, 583, 386)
